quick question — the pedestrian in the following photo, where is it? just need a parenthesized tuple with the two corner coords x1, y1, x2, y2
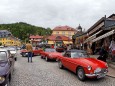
(26, 41, 33, 63)
(97, 45, 108, 62)
(51, 44, 54, 48)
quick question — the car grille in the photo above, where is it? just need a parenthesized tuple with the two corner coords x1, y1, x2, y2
(95, 68, 107, 74)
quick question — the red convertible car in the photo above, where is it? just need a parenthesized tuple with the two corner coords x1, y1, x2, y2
(57, 49, 108, 81)
(40, 48, 62, 61)
(20, 47, 43, 57)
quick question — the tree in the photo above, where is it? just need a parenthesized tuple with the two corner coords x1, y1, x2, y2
(0, 42, 2, 46)
(0, 22, 52, 41)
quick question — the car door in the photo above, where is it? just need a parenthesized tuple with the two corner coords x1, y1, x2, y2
(33, 48, 39, 55)
(61, 51, 71, 68)
(63, 51, 78, 72)
(8, 50, 15, 74)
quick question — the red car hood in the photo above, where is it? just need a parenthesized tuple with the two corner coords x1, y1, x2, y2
(20, 49, 27, 52)
(73, 58, 107, 69)
(51, 52, 62, 55)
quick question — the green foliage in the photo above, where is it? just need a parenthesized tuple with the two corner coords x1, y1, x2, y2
(0, 42, 2, 46)
(0, 22, 52, 41)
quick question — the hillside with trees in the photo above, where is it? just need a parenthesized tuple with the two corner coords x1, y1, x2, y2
(0, 22, 52, 41)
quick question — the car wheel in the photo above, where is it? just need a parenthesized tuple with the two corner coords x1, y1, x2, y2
(22, 53, 26, 57)
(77, 67, 86, 81)
(15, 57, 17, 61)
(58, 60, 63, 69)
(41, 56, 43, 59)
(32, 53, 34, 57)
(7, 78, 10, 86)
(45, 56, 49, 62)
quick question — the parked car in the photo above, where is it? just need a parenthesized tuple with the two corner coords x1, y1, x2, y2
(56, 46, 67, 52)
(0, 49, 15, 86)
(40, 48, 62, 61)
(6, 47, 17, 61)
(20, 47, 43, 57)
(57, 49, 108, 81)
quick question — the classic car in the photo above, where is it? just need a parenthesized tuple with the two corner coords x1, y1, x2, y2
(20, 47, 43, 57)
(0, 49, 15, 86)
(56, 46, 67, 52)
(40, 48, 62, 61)
(6, 46, 17, 61)
(57, 49, 108, 81)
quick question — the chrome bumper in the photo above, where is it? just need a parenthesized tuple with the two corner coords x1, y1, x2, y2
(85, 71, 108, 78)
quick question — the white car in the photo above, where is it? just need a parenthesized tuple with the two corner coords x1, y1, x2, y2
(6, 47, 17, 61)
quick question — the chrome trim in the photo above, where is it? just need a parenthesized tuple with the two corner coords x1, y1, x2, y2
(85, 71, 108, 77)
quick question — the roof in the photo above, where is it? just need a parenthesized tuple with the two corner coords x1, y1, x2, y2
(29, 35, 43, 39)
(87, 17, 105, 32)
(87, 14, 115, 32)
(53, 26, 77, 31)
(47, 35, 72, 41)
(72, 31, 87, 39)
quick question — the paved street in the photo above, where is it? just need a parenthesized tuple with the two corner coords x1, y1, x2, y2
(10, 52, 115, 86)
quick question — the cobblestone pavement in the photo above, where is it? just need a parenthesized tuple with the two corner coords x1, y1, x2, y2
(10, 53, 115, 86)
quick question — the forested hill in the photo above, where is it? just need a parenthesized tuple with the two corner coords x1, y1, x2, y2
(0, 22, 52, 41)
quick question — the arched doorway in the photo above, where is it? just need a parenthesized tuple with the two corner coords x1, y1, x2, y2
(55, 36, 63, 46)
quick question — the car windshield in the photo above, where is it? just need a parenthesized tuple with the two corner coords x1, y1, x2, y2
(0, 51, 7, 61)
(45, 49, 56, 52)
(71, 51, 89, 58)
(7, 47, 16, 51)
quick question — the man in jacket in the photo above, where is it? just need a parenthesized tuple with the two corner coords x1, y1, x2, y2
(26, 41, 33, 62)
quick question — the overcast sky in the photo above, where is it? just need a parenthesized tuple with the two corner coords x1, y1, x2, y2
(0, 0, 115, 30)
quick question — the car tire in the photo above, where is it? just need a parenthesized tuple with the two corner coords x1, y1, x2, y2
(77, 67, 86, 81)
(41, 56, 43, 59)
(58, 60, 63, 69)
(15, 57, 17, 61)
(32, 53, 34, 57)
(45, 56, 49, 62)
(22, 53, 26, 57)
(7, 78, 10, 86)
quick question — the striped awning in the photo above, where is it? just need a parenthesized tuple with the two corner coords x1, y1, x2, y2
(92, 30, 115, 42)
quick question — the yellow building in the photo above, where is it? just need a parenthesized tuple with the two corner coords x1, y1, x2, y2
(52, 26, 77, 39)
(0, 30, 21, 46)
(47, 26, 77, 45)
(0, 37, 21, 46)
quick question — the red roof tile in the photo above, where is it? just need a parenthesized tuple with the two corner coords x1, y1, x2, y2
(47, 35, 72, 41)
(53, 25, 77, 31)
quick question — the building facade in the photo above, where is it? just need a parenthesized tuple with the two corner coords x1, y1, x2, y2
(52, 26, 77, 39)
(0, 30, 21, 46)
(84, 14, 115, 55)
(47, 35, 72, 46)
(29, 35, 43, 46)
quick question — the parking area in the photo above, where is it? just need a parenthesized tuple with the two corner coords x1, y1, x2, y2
(10, 53, 115, 86)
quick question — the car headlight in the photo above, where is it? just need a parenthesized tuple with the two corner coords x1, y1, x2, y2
(0, 76, 5, 84)
(87, 66, 92, 70)
(94, 68, 101, 73)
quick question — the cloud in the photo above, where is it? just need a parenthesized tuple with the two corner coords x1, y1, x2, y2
(0, 0, 115, 30)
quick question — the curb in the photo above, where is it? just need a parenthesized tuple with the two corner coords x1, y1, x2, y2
(108, 63, 115, 69)
(106, 75, 115, 78)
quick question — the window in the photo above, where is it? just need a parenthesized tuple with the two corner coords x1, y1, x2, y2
(68, 32, 71, 35)
(62, 32, 65, 35)
(56, 32, 59, 34)
(64, 51, 71, 57)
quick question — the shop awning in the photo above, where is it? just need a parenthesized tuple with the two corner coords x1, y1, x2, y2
(84, 30, 102, 43)
(92, 30, 115, 42)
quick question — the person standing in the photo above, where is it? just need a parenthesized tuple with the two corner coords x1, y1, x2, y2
(98, 45, 108, 62)
(26, 41, 33, 63)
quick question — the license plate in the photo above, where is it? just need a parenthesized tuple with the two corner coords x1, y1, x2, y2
(97, 74, 106, 78)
